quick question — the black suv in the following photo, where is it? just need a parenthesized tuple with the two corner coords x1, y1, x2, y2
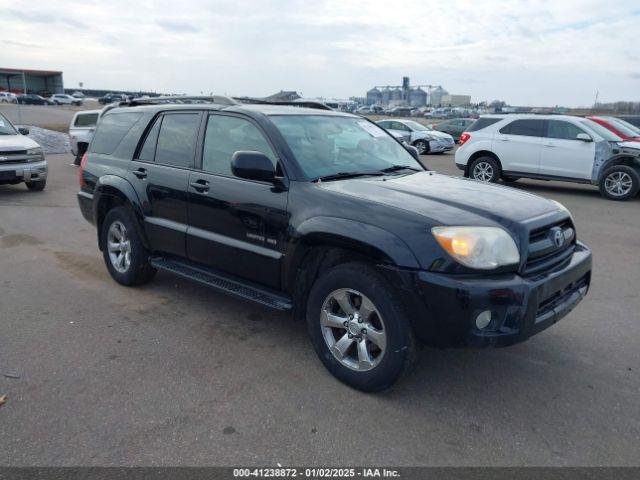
(77, 98, 592, 391)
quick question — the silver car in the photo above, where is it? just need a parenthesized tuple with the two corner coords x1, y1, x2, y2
(376, 118, 455, 154)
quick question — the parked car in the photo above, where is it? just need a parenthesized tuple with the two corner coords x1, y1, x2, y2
(77, 101, 591, 391)
(69, 109, 101, 165)
(50, 94, 83, 106)
(455, 114, 640, 200)
(98, 93, 129, 105)
(0, 112, 47, 191)
(377, 118, 455, 154)
(356, 106, 371, 114)
(72, 91, 86, 99)
(16, 94, 49, 105)
(0, 92, 18, 104)
(587, 116, 640, 142)
(433, 118, 475, 141)
(617, 115, 640, 129)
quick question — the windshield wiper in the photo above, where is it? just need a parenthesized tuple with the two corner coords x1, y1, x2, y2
(379, 165, 422, 173)
(314, 171, 385, 182)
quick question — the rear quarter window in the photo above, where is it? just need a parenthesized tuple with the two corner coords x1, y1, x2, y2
(90, 112, 143, 155)
(467, 118, 502, 132)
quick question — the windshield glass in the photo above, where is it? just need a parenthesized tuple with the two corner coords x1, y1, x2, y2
(605, 117, 640, 138)
(0, 113, 17, 135)
(403, 120, 430, 131)
(580, 119, 622, 142)
(270, 115, 423, 179)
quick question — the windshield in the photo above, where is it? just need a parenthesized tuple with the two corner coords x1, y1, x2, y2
(604, 117, 640, 138)
(0, 113, 17, 135)
(403, 120, 430, 131)
(580, 119, 622, 142)
(270, 115, 423, 179)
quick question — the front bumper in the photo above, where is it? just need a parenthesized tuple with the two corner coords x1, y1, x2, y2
(0, 159, 48, 184)
(406, 241, 592, 347)
(429, 139, 455, 153)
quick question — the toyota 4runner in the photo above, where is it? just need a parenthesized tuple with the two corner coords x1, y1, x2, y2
(77, 97, 592, 391)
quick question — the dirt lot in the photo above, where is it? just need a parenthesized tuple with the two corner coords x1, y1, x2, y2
(0, 152, 638, 466)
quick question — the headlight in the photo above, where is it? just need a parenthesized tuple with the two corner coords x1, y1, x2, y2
(27, 147, 43, 157)
(432, 226, 520, 270)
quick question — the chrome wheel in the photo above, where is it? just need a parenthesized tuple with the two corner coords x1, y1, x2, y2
(604, 171, 633, 197)
(106, 221, 131, 273)
(320, 289, 386, 372)
(472, 161, 494, 182)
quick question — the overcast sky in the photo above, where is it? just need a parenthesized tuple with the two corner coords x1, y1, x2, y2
(1, 0, 638, 106)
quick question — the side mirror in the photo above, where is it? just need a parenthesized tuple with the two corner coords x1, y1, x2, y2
(231, 151, 276, 182)
(18, 127, 30, 135)
(576, 133, 592, 142)
(406, 145, 420, 160)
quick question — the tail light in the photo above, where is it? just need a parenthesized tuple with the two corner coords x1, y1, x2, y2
(79, 153, 88, 186)
(459, 132, 471, 146)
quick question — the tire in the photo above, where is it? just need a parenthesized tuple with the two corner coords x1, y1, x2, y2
(100, 207, 157, 286)
(306, 262, 417, 392)
(413, 140, 429, 155)
(25, 180, 46, 191)
(599, 165, 640, 201)
(469, 156, 501, 183)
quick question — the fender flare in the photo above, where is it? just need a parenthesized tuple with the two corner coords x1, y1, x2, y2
(594, 152, 640, 183)
(283, 216, 420, 291)
(92, 175, 146, 246)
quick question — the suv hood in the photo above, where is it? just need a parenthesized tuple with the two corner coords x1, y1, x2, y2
(319, 171, 561, 226)
(0, 133, 40, 151)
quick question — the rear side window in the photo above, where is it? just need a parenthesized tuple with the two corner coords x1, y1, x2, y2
(500, 119, 544, 137)
(202, 115, 276, 176)
(74, 113, 99, 127)
(547, 120, 585, 140)
(467, 118, 501, 132)
(154, 113, 200, 168)
(137, 116, 162, 162)
(90, 112, 142, 155)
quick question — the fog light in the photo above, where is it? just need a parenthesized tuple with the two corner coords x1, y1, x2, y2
(475, 310, 492, 330)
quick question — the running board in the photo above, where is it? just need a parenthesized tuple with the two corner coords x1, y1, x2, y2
(150, 257, 293, 311)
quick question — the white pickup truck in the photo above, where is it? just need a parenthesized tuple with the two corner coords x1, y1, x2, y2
(69, 110, 101, 165)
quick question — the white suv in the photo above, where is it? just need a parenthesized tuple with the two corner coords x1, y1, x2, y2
(50, 94, 82, 106)
(455, 114, 640, 201)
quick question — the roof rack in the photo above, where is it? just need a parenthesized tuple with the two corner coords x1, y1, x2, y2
(235, 97, 334, 111)
(122, 95, 239, 107)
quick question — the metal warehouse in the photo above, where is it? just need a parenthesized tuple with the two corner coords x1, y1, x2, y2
(0, 67, 64, 95)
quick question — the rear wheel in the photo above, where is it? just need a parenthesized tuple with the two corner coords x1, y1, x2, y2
(469, 156, 501, 183)
(100, 207, 157, 286)
(306, 262, 416, 392)
(599, 165, 640, 201)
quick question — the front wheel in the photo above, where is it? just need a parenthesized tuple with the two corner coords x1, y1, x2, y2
(25, 180, 46, 191)
(413, 140, 429, 155)
(100, 207, 157, 286)
(469, 156, 501, 183)
(306, 262, 416, 392)
(599, 165, 640, 201)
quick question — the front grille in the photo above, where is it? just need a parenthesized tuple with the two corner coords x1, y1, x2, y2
(524, 219, 575, 274)
(537, 274, 589, 317)
(0, 150, 27, 158)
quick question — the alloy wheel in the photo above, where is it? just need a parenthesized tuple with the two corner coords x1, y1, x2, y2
(604, 171, 633, 197)
(320, 288, 387, 371)
(472, 161, 494, 182)
(107, 221, 132, 273)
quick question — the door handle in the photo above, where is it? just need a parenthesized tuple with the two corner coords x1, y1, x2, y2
(498, 138, 510, 142)
(544, 143, 555, 147)
(133, 168, 147, 179)
(190, 180, 210, 193)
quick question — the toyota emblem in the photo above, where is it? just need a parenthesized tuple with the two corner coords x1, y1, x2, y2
(550, 227, 564, 248)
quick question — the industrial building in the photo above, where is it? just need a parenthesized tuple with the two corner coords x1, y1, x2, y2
(365, 77, 470, 107)
(0, 67, 64, 96)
